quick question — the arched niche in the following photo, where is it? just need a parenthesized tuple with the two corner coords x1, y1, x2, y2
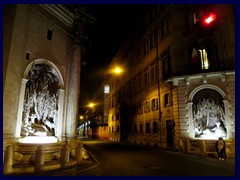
(187, 84, 230, 139)
(16, 59, 65, 142)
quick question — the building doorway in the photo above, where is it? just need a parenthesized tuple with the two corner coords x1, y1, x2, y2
(166, 120, 174, 148)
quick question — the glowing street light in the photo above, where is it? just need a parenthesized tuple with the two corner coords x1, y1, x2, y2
(114, 67, 122, 74)
(110, 66, 124, 75)
(88, 103, 94, 108)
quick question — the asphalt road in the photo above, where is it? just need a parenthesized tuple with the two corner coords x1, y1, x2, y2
(76, 139, 235, 176)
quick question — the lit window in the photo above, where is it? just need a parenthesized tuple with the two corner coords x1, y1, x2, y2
(144, 101, 150, 113)
(104, 85, 110, 93)
(198, 49, 209, 70)
(164, 93, 173, 107)
(151, 98, 158, 110)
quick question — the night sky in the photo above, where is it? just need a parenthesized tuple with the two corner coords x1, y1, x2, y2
(79, 4, 148, 107)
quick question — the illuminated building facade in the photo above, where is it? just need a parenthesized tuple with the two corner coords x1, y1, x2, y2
(82, 81, 109, 140)
(108, 4, 235, 158)
(3, 4, 95, 173)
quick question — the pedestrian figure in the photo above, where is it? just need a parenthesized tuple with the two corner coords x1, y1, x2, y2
(215, 137, 226, 160)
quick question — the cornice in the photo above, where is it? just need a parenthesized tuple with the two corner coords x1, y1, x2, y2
(39, 4, 74, 29)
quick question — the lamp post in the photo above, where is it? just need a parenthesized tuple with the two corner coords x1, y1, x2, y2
(87, 102, 95, 138)
(79, 115, 83, 137)
(107, 65, 125, 141)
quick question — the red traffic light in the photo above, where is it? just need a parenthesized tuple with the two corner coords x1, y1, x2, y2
(203, 12, 217, 25)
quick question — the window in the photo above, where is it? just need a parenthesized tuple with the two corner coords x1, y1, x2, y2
(143, 41, 148, 56)
(140, 123, 143, 134)
(144, 69, 149, 88)
(112, 115, 114, 121)
(160, 19, 168, 40)
(153, 122, 158, 134)
(138, 103, 143, 114)
(47, 29, 53, 41)
(150, 64, 157, 85)
(164, 93, 173, 107)
(137, 73, 143, 91)
(104, 85, 110, 93)
(146, 122, 150, 134)
(132, 76, 137, 94)
(116, 114, 120, 120)
(145, 15, 149, 26)
(190, 37, 218, 72)
(117, 126, 120, 133)
(191, 47, 210, 71)
(138, 48, 142, 61)
(112, 126, 114, 133)
(151, 98, 158, 110)
(134, 124, 137, 134)
(198, 49, 209, 70)
(25, 51, 30, 60)
(162, 50, 171, 79)
(149, 34, 155, 50)
(144, 101, 150, 113)
(132, 105, 137, 116)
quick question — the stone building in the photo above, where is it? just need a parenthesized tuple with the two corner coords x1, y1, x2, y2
(108, 4, 235, 158)
(91, 81, 110, 140)
(3, 4, 95, 173)
(79, 81, 109, 140)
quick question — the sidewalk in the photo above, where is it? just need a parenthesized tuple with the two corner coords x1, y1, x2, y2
(6, 142, 98, 176)
(8, 157, 98, 176)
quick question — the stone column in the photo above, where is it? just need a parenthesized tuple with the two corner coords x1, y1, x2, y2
(3, 145, 13, 175)
(75, 142, 83, 164)
(66, 45, 81, 138)
(223, 100, 231, 139)
(60, 143, 70, 168)
(65, 8, 90, 139)
(188, 102, 194, 138)
(15, 78, 28, 138)
(34, 145, 45, 174)
(57, 89, 64, 141)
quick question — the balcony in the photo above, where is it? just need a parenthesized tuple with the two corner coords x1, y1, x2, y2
(163, 59, 235, 80)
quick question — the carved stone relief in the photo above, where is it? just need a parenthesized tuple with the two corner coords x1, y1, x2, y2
(21, 64, 59, 137)
(192, 89, 227, 139)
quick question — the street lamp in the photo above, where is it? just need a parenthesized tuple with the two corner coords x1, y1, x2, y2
(78, 115, 84, 137)
(88, 103, 95, 108)
(114, 67, 122, 74)
(110, 66, 124, 75)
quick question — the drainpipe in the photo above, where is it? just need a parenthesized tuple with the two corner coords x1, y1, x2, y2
(155, 26, 163, 148)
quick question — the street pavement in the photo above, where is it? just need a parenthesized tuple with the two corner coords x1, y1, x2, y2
(10, 138, 235, 176)
(80, 138, 235, 176)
